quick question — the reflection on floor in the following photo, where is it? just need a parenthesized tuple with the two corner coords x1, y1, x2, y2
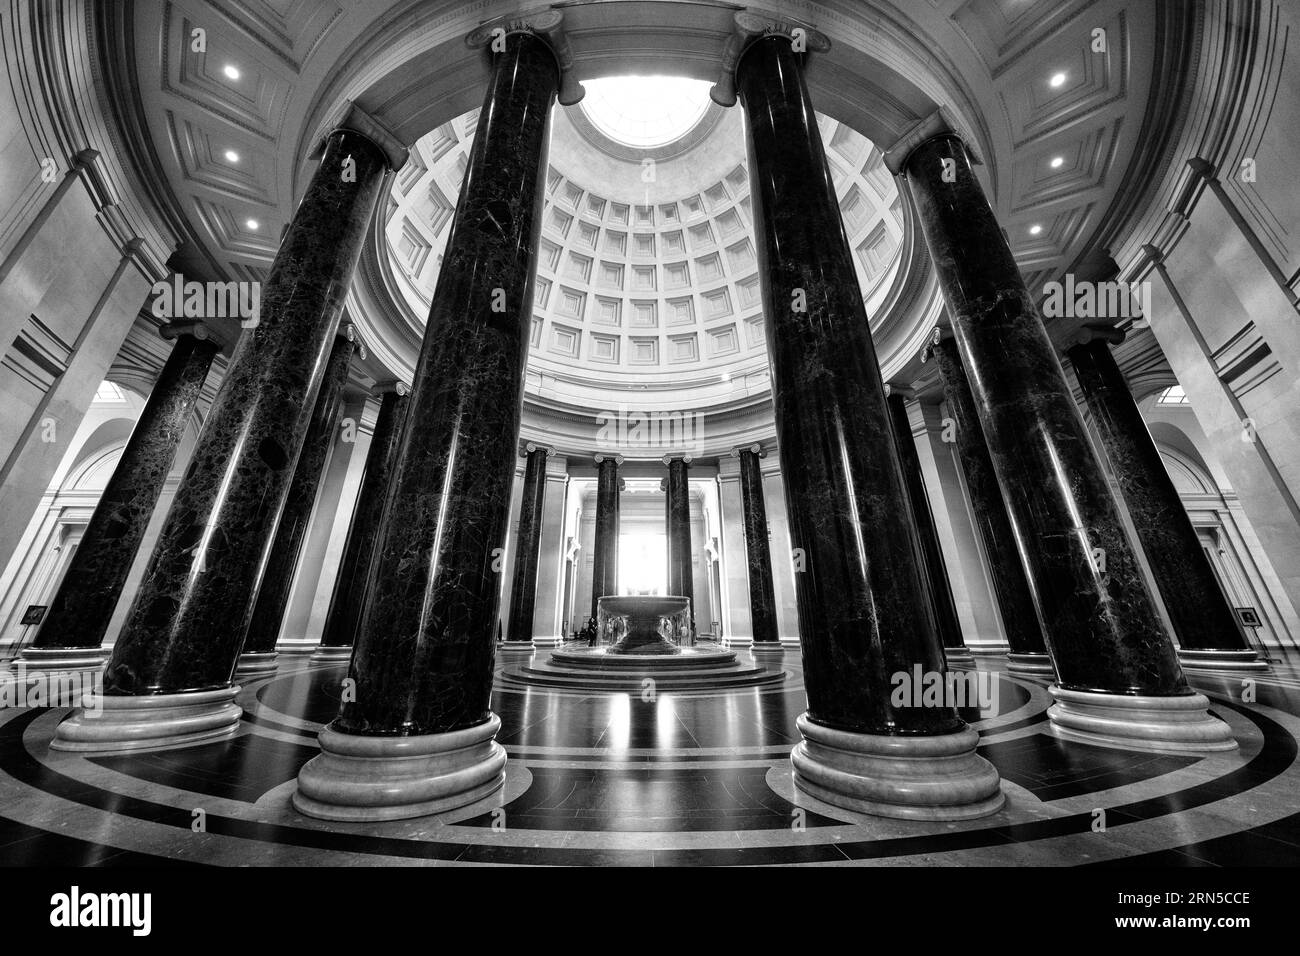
(2, 646, 1299, 866)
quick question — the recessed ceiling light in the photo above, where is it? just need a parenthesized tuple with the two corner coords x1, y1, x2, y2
(1049, 72, 1067, 88)
(223, 64, 241, 80)
(1029, 224, 1043, 236)
(1050, 156, 1064, 168)
(224, 150, 240, 163)
(245, 219, 259, 230)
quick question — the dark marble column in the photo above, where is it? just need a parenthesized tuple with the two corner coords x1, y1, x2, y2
(737, 446, 778, 645)
(897, 129, 1189, 699)
(329, 31, 559, 739)
(314, 385, 410, 659)
(735, 32, 1003, 816)
(1067, 332, 1260, 665)
(928, 336, 1054, 675)
(885, 389, 972, 665)
(505, 443, 548, 646)
(24, 329, 218, 668)
(736, 36, 956, 737)
(590, 453, 622, 621)
(99, 127, 392, 698)
(663, 456, 695, 626)
(237, 331, 358, 673)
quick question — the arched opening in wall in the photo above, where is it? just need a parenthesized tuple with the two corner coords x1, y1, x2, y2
(620, 530, 666, 594)
(0, 381, 204, 660)
(1137, 387, 1299, 651)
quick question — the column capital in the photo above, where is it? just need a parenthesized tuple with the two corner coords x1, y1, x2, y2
(374, 380, 410, 396)
(465, 8, 583, 105)
(710, 11, 830, 107)
(314, 101, 409, 172)
(1139, 243, 1166, 266)
(882, 108, 983, 176)
(884, 383, 916, 400)
(71, 147, 101, 171)
(339, 323, 367, 361)
(918, 324, 953, 364)
(731, 442, 767, 459)
(662, 454, 693, 466)
(158, 319, 230, 349)
(1068, 323, 1126, 350)
(593, 453, 624, 466)
(520, 440, 554, 458)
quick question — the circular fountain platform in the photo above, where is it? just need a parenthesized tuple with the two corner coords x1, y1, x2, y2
(503, 643, 786, 691)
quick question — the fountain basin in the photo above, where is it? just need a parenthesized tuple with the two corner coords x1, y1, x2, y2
(598, 595, 691, 655)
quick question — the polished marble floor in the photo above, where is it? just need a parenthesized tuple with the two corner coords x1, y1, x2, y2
(1, 645, 1299, 866)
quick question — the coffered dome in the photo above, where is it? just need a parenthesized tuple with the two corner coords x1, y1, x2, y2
(372, 81, 904, 423)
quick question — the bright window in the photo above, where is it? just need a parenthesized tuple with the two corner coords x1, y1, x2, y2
(94, 381, 126, 403)
(1156, 384, 1190, 405)
(619, 531, 667, 595)
(580, 76, 712, 148)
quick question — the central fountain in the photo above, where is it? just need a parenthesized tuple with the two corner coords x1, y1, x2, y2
(598, 595, 691, 655)
(502, 594, 787, 691)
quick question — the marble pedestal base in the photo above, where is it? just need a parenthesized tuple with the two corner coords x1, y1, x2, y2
(751, 642, 785, 656)
(791, 714, 1004, 821)
(1047, 686, 1237, 753)
(293, 714, 507, 821)
(1177, 649, 1270, 673)
(51, 686, 242, 754)
(532, 636, 563, 649)
(234, 651, 279, 679)
(1006, 653, 1056, 677)
(944, 647, 976, 669)
(498, 641, 535, 654)
(779, 637, 801, 650)
(15, 646, 108, 675)
(726, 636, 754, 649)
(309, 645, 352, 664)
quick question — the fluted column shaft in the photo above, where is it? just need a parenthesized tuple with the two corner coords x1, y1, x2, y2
(241, 333, 356, 655)
(319, 388, 410, 649)
(31, 332, 218, 651)
(902, 133, 1186, 696)
(105, 128, 389, 695)
(506, 445, 548, 643)
(336, 33, 559, 736)
(737, 448, 778, 644)
(1068, 337, 1251, 652)
(931, 339, 1051, 660)
(664, 457, 694, 621)
(885, 392, 967, 653)
(590, 454, 621, 620)
(736, 37, 957, 736)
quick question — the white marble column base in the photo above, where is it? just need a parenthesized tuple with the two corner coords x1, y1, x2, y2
(308, 645, 353, 664)
(779, 636, 801, 650)
(293, 713, 507, 822)
(234, 651, 279, 679)
(791, 713, 1004, 821)
(15, 646, 108, 675)
(1006, 653, 1056, 677)
(1047, 686, 1238, 752)
(51, 686, 242, 754)
(944, 647, 976, 669)
(1177, 649, 1270, 672)
(499, 641, 535, 654)
(532, 636, 563, 648)
(751, 642, 785, 655)
(726, 635, 754, 648)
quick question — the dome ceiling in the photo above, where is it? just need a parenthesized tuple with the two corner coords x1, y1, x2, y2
(379, 92, 903, 413)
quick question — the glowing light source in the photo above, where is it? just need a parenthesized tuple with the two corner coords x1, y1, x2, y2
(224, 150, 240, 163)
(1029, 224, 1043, 235)
(223, 64, 241, 80)
(245, 218, 260, 230)
(580, 76, 712, 148)
(1050, 156, 1064, 168)
(1049, 72, 1067, 88)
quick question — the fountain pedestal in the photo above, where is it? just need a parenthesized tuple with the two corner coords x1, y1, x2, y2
(599, 596, 690, 655)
